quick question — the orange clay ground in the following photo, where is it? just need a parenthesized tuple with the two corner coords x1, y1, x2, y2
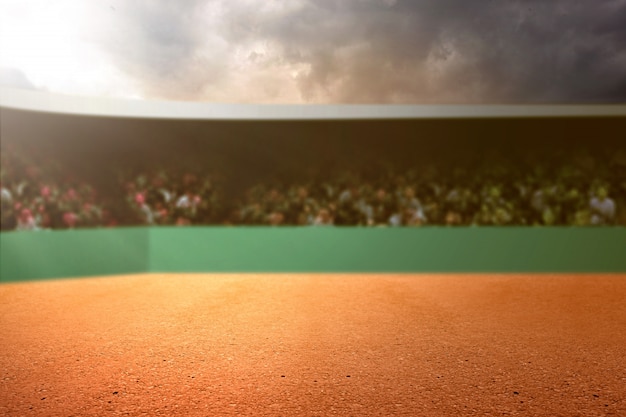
(0, 274, 625, 416)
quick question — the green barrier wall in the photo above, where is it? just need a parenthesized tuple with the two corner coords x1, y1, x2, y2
(0, 228, 149, 282)
(1, 228, 625, 282)
(149, 227, 626, 273)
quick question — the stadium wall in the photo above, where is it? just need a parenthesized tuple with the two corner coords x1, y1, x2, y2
(0, 228, 149, 282)
(1, 228, 625, 282)
(148, 228, 626, 273)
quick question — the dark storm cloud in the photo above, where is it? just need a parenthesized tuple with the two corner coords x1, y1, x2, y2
(96, 0, 626, 103)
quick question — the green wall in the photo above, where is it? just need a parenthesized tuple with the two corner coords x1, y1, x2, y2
(1, 227, 625, 282)
(0, 228, 148, 282)
(149, 227, 626, 273)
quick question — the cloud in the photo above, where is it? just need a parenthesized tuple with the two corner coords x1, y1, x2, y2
(251, 0, 626, 103)
(4, 0, 626, 103)
(0, 67, 38, 90)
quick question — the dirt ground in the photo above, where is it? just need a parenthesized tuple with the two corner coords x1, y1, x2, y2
(0, 273, 625, 416)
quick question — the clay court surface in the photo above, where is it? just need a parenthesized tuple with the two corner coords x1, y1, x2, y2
(1, 274, 625, 416)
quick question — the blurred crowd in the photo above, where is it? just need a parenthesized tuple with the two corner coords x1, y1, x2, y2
(2, 145, 625, 231)
(1, 143, 113, 231)
(230, 153, 626, 227)
(118, 167, 223, 226)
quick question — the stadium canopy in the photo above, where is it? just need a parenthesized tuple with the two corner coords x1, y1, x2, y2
(2, 87, 625, 120)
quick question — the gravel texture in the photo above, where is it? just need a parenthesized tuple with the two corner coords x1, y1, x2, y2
(0, 273, 625, 416)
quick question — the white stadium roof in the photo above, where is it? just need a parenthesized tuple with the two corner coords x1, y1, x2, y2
(2, 87, 625, 121)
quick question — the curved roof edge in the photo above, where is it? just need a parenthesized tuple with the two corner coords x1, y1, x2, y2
(1, 87, 625, 120)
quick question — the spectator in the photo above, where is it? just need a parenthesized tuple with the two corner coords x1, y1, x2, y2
(0, 181, 12, 204)
(268, 211, 285, 226)
(152, 201, 170, 225)
(370, 188, 395, 225)
(390, 206, 424, 227)
(444, 210, 463, 226)
(313, 208, 334, 226)
(62, 212, 77, 229)
(134, 193, 154, 225)
(175, 216, 191, 226)
(16, 208, 37, 231)
(590, 187, 616, 225)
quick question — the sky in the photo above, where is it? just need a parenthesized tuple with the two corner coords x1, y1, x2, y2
(1, 0, 625, 104)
